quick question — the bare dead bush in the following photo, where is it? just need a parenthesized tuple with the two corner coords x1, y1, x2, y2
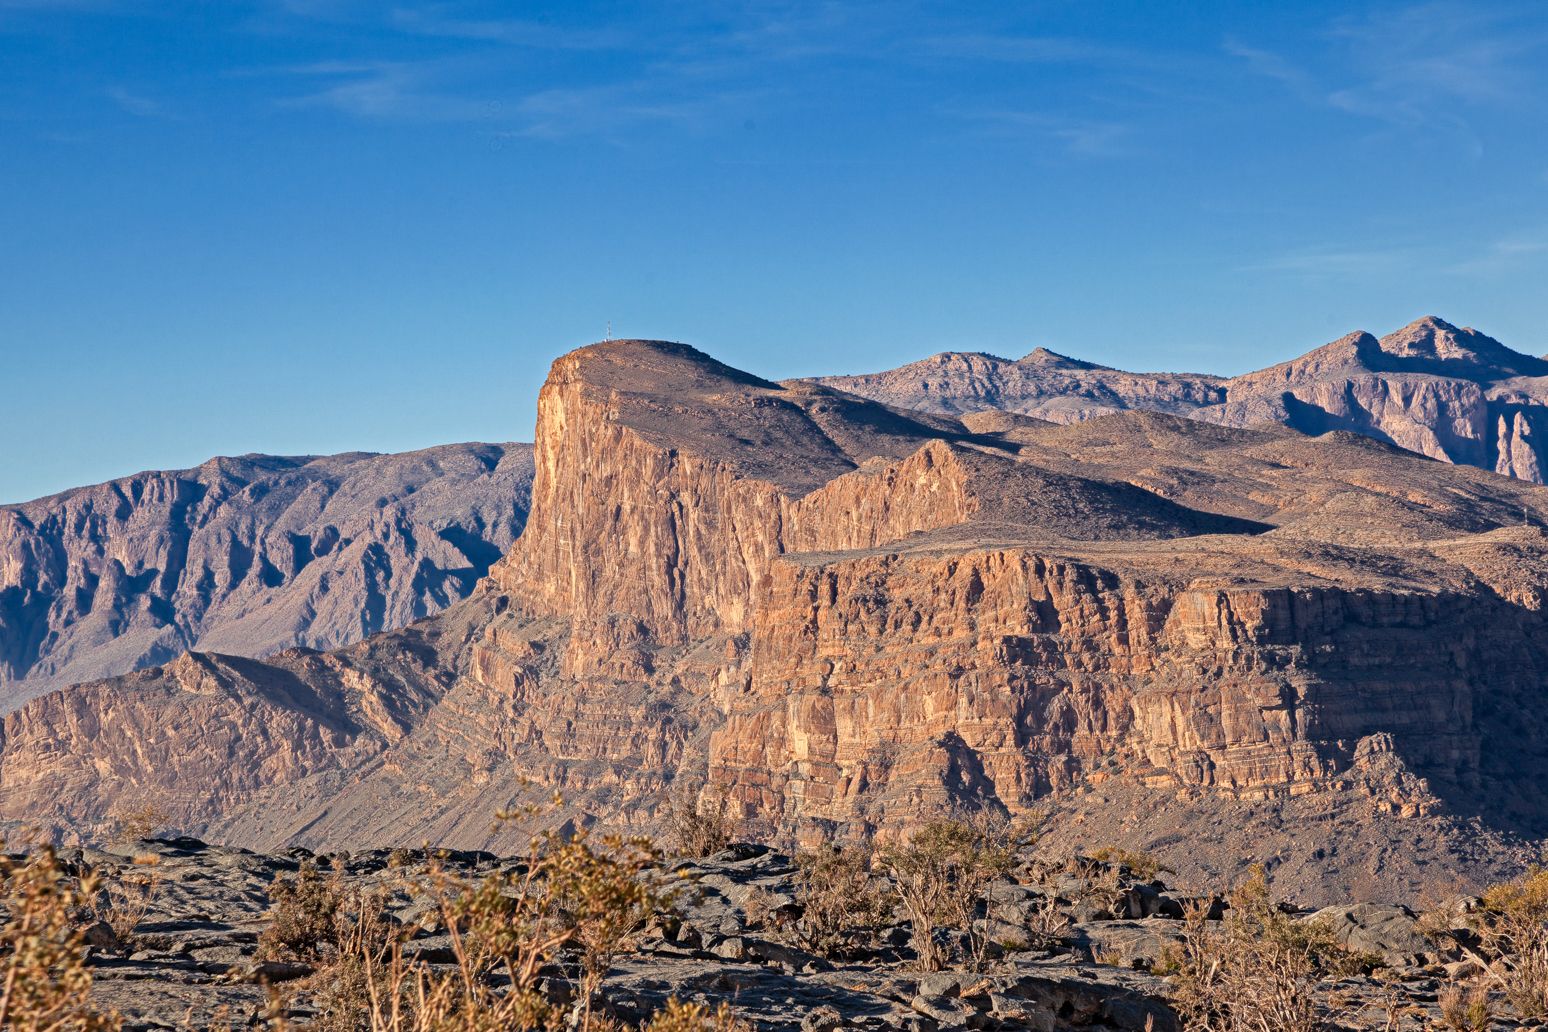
(878, 813, 1033, 972)
(291, 825, 688, 1032)
(0, 845, 121, 1032)
(667, 782, 735, 859)
(639, 998, 754, 1032)
(258, 859, 351, 963)
(786, 843, 892, 958)
(1437, 980, 1493, 1031)
(1088, 846, 1173, 882)
(1164, 864, 1364, 1032)
(110, 803, 170, 843)
(1024, 893, 1072, 949)
(87, 855, 161, 949)
(1462, 865, 1548, 1017)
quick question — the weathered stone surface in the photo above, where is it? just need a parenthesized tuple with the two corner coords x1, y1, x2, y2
(72, 837, 1501, 1031)
(1311, 902, 1433, 965)
(0, 443, 534, 709)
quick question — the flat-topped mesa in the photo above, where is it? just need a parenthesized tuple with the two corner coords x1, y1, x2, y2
(487, 340, 979, 645)
(484, 340, 1258, 652)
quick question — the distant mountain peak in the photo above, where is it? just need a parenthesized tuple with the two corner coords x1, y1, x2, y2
(1017, 347, 1111, 371)
(1370, 316, 1546, 377)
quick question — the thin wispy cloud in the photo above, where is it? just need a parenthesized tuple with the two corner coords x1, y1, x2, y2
(1222, 38, 1315, 97)
(498, 82, 752, 140)
(1229, 1, 1548, 131)
(387, 6, 630, 51)
(1250, 231, 1548, 279)
(1244, 245, 1423, 278)
(105, 85, 174, 119)
(952, 108, 1133, 157)
(921, 32, 1143, 67)
(270, 59, 493, 121)
(1447, 233, 1548, 275)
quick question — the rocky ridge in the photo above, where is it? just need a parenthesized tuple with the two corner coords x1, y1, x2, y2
(807, 317, 1548, 483)
(0, 443, 534, 710)
(7, 340, 1548, 904)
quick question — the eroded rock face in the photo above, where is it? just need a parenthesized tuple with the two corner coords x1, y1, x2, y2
(0, 443, 534, 709)
(1200, 319, 1548, 481)
(805, 348, 1226, 424)
(810, 317, 1548, 484)
(8, 339, 1548, 905)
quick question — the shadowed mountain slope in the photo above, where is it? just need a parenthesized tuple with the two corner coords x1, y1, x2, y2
(7, 339, 1548, 903)
(0, 443, 534, 710)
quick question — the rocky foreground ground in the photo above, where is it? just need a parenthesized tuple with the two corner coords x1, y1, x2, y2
(48, 834, 1543, 1031)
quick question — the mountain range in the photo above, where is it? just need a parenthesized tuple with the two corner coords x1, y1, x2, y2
(810, 316, 1548, 482)
(0, 444, 533, 710)
(7, 316, 1544, 720)
(7, 320, 1548, 903)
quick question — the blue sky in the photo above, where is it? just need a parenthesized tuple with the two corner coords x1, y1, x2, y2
(2, 1, 1546, 503)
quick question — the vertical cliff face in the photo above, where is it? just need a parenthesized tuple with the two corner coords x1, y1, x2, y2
(0, 444, 534, 709)
(489, 341, 964, 649)
(705, 546, 1539, 840)
(490, 353, 789, 643)
(464, 341, 1548, 844)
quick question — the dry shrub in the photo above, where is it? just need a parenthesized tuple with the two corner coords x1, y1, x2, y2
(1088, 846, 1172, 882)
(89, 855, 161, 948)
(110, 803, 170, 843)
(1165, 864, 1364, 1032)
(667, 783, 734, 859)
(787, 843, 891, 958)
(878, 813, 1033, 972)
(1467, 865, 1548, 1017)
(259, 860, 351, 962)
(1437, 980, 1492, 1031)
(553, 834, 671, 1027)
(1023, 894, 1072, 949)
(640, 998, 753, 1032)
(296, 826, 685, 1032)
(740, 886, 790, 937)
(0, 845, 121, 1032)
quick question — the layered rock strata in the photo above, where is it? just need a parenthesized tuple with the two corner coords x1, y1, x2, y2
(6, 339, 1548, 903)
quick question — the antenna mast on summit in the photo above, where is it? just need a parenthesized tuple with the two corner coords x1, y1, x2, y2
(605, 320, 612, 342)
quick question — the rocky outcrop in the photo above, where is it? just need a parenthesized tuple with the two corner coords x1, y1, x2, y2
(0, 443, 533, 709)
(809, 317, 1548, 484)
(8, 339, 1548, 904)
(807, 348, 1225, 424)
(1199, 318, 1548, 479)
